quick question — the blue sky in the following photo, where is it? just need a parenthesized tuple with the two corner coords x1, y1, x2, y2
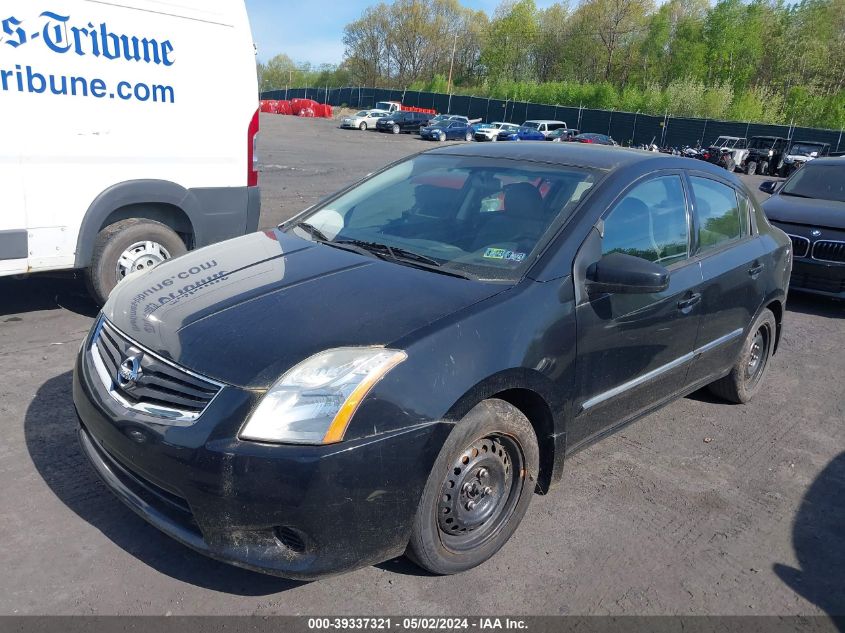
(245, 0, 559, 66)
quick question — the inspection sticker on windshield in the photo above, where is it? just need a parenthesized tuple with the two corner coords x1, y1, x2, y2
(484, 248, 526, 262)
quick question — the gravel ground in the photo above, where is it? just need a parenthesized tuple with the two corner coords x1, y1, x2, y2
(0, 114, 842, 616)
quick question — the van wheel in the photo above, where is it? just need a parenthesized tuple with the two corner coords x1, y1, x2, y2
(85, 218, 187, 305)
(760, 161, 769, 176)
(406, 399, 539, 575)
(708, 309, 776, 404)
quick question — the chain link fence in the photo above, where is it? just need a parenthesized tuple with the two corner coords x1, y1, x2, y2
(261, 86, 844, 151)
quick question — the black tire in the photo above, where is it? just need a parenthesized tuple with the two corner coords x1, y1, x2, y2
(359, 122, 367, 131)
(465, 131, 473, 142)
(760, 161, 769, 176)
(745, 160, 757, 175)
(85, 218, 187, 306)
(392, 124, 400, 135)
(708, 308, 777, 404)
(439, 131, 446, 142)
(406, 399, 539, 575)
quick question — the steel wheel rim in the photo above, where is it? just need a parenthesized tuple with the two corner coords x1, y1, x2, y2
(437, 434, 524, 552)
(116, 240, 172, 280)
(745, 325, 769, 386)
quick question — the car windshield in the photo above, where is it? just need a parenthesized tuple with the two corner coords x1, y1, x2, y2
(789, 143, 823, 156)
(285, 154, 598, 281)
(355, 111, 369, 117)
(781, 164, 845, 203)
(522, 122, 541, 130)
(748, 138, 776, 149)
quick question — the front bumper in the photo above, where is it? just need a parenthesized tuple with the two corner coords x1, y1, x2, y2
(789, 258, 845, 298)
(73, 338, 449, 579)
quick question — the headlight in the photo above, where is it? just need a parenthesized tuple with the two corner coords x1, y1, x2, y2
(768, 150, 774, 156)
(239, 348, 407, 445)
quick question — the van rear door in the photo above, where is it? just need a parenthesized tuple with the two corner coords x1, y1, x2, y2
(0, 156, 27, 274)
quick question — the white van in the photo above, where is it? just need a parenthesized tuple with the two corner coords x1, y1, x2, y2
(1, 0, 260, 303)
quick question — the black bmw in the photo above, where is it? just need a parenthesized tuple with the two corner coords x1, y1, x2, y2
(74, 144, 791, 579)
(760, 158, 845, 298)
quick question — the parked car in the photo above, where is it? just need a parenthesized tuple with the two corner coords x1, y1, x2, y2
(1, 0, 260, 305)
(707, 136, 748, 170)
(742, 136, 788, 176)
(376, 111, 432, 134)
(497, 126, 546, 141)
(420, 120, 475, 142)
(548, 128, 580, 142)
(521, 120, 568, 138)
(474, 122, 520, 142)
(340, 109, 390, 131)
(573, 133, 617, 145)
(780, 141, 831, 177)
(761, 158, 845, 297)
(75, 143, 790, 581)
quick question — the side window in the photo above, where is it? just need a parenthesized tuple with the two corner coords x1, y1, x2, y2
(738, 194, 752, 236)
(602, 176, 689, 265)
(690, 177, 743, 252)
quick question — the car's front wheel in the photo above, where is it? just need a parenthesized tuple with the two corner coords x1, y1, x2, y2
(708, 308, 776, 404)
(359, 122, 367, 131)
(407, 399, 539, 575)
(746, 160, 757, 175)
(465, 131, 473, 142)
(392, 124, 400, 135)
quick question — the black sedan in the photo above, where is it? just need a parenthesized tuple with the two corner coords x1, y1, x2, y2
(761, 158, 845, 297)
(74, 144, 791, 580)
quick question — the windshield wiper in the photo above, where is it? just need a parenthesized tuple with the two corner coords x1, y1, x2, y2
(294, 222, 331, 242)
(335, 239, 471, 279)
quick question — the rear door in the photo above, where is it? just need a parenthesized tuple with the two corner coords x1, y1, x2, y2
(570, 173, 703, 448)
(684, 175, 765, 384)
(0, 157, 27, 275)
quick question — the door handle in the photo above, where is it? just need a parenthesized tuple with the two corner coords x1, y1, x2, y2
(677, 293, 702, 311)
(748, 261, 765, 278)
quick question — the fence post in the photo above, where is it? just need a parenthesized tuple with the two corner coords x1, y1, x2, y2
(700, 119, 708, 146)
(577, 104, 583, 132)
(524, 101, 529, 121)
(838, 126, 843, 152)
(632, 110, 639, 146)
(607, 109, 613, 136)
(486, 97, 491, 123)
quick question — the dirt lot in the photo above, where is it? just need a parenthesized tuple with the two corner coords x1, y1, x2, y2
(0, 114, 842, 616)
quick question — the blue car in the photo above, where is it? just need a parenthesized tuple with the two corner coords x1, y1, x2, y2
(497, 126, 546, 142)
(420, 120, 476, 142)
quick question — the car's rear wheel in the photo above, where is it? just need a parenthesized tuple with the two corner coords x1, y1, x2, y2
(745, 160, 757, 175)
(359, 122, 367, 131)
(86, 218, 187, 306)
(406, 399, 539, 575)
(708, 308, 776, 404)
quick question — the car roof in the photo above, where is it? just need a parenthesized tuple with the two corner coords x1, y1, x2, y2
(524, 120, 565, 124)
(791, 140, 828, 145)
(425, 142, 719, 173)
(803, 157, 843, 167)
(750, 135, 784, 140)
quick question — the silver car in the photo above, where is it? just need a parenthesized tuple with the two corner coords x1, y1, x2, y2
(340, 109, 390, 131)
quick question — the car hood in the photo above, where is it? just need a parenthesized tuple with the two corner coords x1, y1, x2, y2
(103, 230, 505, 388)
(763, 194, 845, 229)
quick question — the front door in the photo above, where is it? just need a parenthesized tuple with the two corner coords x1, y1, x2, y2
(570, 173, 703, 449)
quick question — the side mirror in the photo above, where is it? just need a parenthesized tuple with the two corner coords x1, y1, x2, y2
(586, 252, 670, 294)
(759, 181, 778, 194)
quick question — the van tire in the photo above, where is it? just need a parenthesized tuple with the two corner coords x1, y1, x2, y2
(85, 218, 187, 305)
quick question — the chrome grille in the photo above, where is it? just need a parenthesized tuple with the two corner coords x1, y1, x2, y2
(787, 234, 810, 258)
(812, 240, 845, 264)
(90, 318, 223, 424)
